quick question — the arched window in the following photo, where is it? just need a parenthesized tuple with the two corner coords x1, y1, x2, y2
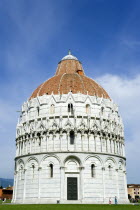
(91, 164, 95, 178)
(86, 104, 91, 114)
(31, 164, 35, 179)
(70, 131, 75, 144)
(37, 106, 40, 116)
(37, 132, 41, 144)
(19, 165, 24, 180)
(49, 164, 53, 178)
(108, 165, 112, 179)
(68, 103, 73, 114)
(50, 104, 55, 114)
(119, 163, 122, 170)
(101, 107, 104, 113)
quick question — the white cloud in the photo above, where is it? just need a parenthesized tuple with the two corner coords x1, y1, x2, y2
(122, 39, 140, 49)
(96, 74, 140, 183)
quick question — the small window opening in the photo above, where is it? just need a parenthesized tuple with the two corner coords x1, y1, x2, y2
(101, 107, 104, 113)
(70, 130, 75, 144)
(103, 133, 106, 137)
(86, 104, 91, 114)
(50, 104, 55, 114)
(37, 106, 39, 116)
(91, 164, 95, 178)
(77, 70, 83, 75)
(32, 164, 35, 179)
(108, 165, 112, 179)
(39, 138, 41, 146)
(97, 131, 100, 135)
(49, 164, 53, 178)
(37, 132, 41, 137)
(68, 103, 73, 114)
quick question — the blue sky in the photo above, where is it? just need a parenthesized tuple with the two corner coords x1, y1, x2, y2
(0, 0, 140, 183)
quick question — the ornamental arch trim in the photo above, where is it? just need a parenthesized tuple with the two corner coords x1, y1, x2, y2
(105, 156, 117, 164)
(25, 156, 39, 166)
(17, 159, 25, 171)
(40, 154, 61, 166)
(17, 158, 25, 166)
(104, 157, 117, 169)
(63, 155, 82, 167)
(84, 155, 103, 167)
(118, 158, 124, 165)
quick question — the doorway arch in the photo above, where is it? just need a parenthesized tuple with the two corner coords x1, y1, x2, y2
(64, 156, 82, 201)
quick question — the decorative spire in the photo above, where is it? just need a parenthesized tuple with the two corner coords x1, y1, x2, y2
(68, 49, 71, 55)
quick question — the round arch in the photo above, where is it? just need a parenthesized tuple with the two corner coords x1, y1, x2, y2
(40, 154, 61, 167)
(64, 155, 82, 167)
(25, 156, 39, 168)
(17, 158, 25, 165)
(105, 156, 117, 165)
(84, 155, 103, 167)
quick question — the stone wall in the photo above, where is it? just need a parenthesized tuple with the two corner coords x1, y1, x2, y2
(12, 93, 128, 204)
(12, 153, 127, 204)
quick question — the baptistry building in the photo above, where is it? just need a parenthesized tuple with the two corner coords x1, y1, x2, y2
(12, 52, 128, 204)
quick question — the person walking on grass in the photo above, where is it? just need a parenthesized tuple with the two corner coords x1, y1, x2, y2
(115, 196, 118, 204)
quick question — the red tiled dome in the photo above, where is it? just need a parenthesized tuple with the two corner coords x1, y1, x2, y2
(30, 53, 110, 100)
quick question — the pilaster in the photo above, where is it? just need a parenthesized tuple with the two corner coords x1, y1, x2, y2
(23, 169, 27, 202)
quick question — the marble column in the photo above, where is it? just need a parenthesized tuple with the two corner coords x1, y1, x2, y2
(94, 135, 97, 152)
(53, 134, 55, 151)
(74, 132, 77, 151)
(100, 136, 102, 152)
(23, 169, 27, 202)
(116, 169, 119, 199)
(102, 167, 105, 203)
(14, 171, 18, 202)
(38, 167, 42, 200)
(67, 132, 69, 151)
(12, 172, 17, 202)
(105, 138, 108, 153)
(46, 134, 49, 151)
(88, 134, 90, 152)
(16, 144, 18, 157)
(30, 139, 32, 154)
(80, 166, 84, 201)
(123, 144, 125, 157)
(81, 132, 84, 152)
(18, 142, 20, 156)
(60, 166, 65, 202)
(109, 139, 111, 153)
(123, 170, 128, 199)
(60, 132, 62, 152)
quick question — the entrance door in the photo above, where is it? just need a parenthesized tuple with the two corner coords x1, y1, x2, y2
(67, 177, 78, 200)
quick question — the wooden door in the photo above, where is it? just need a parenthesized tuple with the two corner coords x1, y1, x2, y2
(67, 177, 78, 200)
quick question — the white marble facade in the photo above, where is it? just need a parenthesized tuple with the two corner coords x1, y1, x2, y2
(12, 92, 128, 204)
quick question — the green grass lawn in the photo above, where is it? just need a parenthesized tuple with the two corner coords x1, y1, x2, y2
(0, 204, 139, 210)
(0, 200, 11, 204)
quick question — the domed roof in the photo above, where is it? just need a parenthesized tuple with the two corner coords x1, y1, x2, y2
(61, 50, 78, 61)
(30, 52, 110, 100)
